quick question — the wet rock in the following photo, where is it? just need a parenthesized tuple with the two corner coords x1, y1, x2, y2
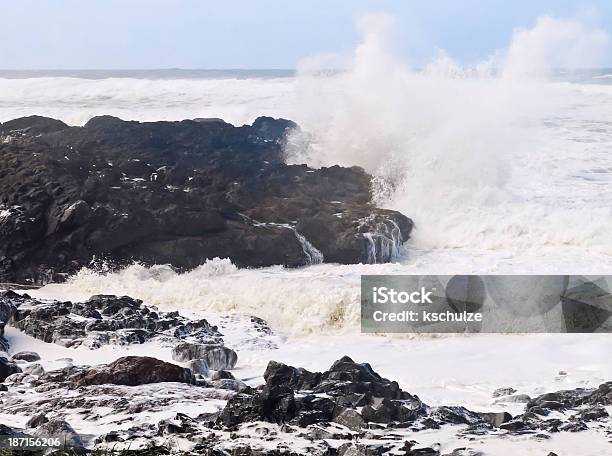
(572, 406, 608, 421)
(211, 378, 249, 393)
(171, 342, 237, 370)
(0, 293, 17, 351)
(8, 294, 222, 349)
(494, 393, 531, 404)
(71, 356, 196, 386)
(333, 408, 366, 431)
(0, 356, 21, 381)
(187, 358, 209, 376)
(0, 115, 413, 284)
(22, 363, 45, 376)
(12, 351, 41, 362)
(492, 387, 516, 398)
(220, 357, 425, 429)
(26, 413, 49, 428)
(34, 419, 84, 451)
(211, 369, 235, 380)
(476, 411, 513, 427)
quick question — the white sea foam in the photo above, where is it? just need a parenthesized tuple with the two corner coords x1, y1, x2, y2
(286, 14, 612, 259)
(6, 14, 612, 336)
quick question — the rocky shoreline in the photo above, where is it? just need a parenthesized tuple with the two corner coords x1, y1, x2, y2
(0, 115, 412, 285)
(0, 291, 610, 455)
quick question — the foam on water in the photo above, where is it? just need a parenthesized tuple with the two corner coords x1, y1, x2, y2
(6, 14, 612, 335)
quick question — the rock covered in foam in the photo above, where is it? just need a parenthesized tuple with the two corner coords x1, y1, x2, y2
(0, 115, 413, 284)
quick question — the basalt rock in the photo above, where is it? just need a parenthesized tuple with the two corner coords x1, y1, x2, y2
(0, 356, 21, 381)
(71, 356, 196, 386)
(221, 356, 427, 428)
(9, 293, 222, 349)
(171, 342, 238, 370)
(0, 115, 413, 284)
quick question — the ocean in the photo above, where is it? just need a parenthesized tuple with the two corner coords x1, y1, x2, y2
(3, 68, 612, 456)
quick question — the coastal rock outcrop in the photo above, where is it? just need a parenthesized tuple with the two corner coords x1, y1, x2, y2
(8, 293, 222, 349)
(71, 356, 196, 386)
(0, 115, 413, 284)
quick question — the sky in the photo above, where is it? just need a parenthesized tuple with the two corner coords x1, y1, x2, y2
(1, 0, 612, 69)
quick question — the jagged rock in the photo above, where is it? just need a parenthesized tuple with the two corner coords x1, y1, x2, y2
(0, 356, 21, 381)
(0, 291, 18, 351)
(171, 342, 237, 370)
(492, 387, 516, 398)
(26, 413, 49, 428)
(477, 411, 513, 427)
(221, 356, 425, 429)
(71, 356, 196, 386)
(34, 419, 84, 451)
(333, 408, 366, 431)
(11, 351, 41, 362)
(493, 393, 531, 404)
(571, 406, 608, 421)
(22, 363, 45, 376)
(211, 370, 235, 380)
(187, 358, 210, 376)
(211, 378, 249, 393)
(8, 294, 221, 349)
(0, 115, 412, 284)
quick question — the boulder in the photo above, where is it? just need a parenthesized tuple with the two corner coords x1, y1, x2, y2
(186, 358, 209, 376)
(22, 363, 45, 376)
(171, 342, 237, 370)
(333, 408, 366, 431)
(0, 115, 413, 284)
(12, 351, 41, 362)
(71, 356, 195, 386)
(8, 293, 221, 349)
(0, 356, 21, 381)
(34, 419, 83, 451)
(26, 413, 49, 428)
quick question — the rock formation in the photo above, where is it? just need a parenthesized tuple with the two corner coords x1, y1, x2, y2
(0, 115, 413, 284)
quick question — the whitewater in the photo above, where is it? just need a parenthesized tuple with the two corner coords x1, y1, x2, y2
(2, 14, 612, 331)
(2, 14, 612, 454)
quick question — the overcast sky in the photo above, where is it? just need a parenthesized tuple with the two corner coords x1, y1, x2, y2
(1, 0, 611, 69)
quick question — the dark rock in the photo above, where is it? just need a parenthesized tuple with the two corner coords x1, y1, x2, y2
(187, 358, 209, 376)
(34, 419, 83, 450)
(8, 293, 221, 349)
(211, 369, 235, 380)
(0, 115, 69, 135)
(0, 115, 412, 284)
(211, 378, 249, 393)
(26, 413, 49, 428)
(334, 408, 366, 431)
(492, 387, 516, 398)
(22, 363, 45, 375)
(572, 406, 608, 421)
(476, 411, 513, 427)
(70, 356, 196, 386)
(0, 356, 21, 381)
(0, 293, 17, 351)
(220, 356, 426, 430)
(171, 342, 237, 370)
(11, 350, 41, 362)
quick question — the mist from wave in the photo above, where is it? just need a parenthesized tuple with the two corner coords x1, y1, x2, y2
(285, 14, 612, 257)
